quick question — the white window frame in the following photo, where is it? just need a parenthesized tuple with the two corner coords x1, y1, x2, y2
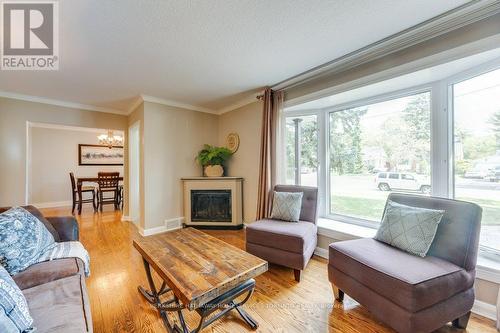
(281, 56, 500, 258)
(444, 59, 500, 259)
(325, 86, 434, 227)
(282, 111, 320, 178)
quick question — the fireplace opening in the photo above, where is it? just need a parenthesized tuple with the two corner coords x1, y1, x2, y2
(191, 190, 232, 222)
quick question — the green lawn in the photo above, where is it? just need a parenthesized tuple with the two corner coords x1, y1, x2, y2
(331, 195, 385, 221)
(332, 195, 500, 225)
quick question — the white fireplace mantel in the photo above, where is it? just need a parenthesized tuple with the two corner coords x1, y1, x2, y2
(181, 177, 243, 229)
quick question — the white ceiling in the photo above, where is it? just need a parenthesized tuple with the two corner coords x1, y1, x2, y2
(0, 0, 470, 114)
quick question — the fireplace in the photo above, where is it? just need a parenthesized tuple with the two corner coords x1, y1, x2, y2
(191, 190, 232, 222)
(182, 177, 243, 229)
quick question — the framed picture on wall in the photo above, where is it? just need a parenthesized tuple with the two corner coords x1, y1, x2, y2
(78, 144, 124, 166)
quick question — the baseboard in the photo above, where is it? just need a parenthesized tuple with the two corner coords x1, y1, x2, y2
(138, 217, 184, 236)
(138, 225, 168, 237)
(32, 201, 72, 209)
(314, 246, 328, 259)
(121, 215, 134, 222)
(472, 300, 497, 322)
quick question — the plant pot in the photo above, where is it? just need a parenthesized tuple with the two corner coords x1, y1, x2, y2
(204, 165, 224, 177)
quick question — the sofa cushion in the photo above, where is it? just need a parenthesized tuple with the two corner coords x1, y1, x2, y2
(246, 219, 317, 254)
(23, 274, 92, 333)
(375, 200, 444, 257)
(0, 207, 56, 275)
(329, 238, 474, 312)
(13, 258, 84, 290)
(0, 206, 60, 242)
(0, 306, 20, 333)
(0, 265, 34, 332)
(270, 191, 303, 222)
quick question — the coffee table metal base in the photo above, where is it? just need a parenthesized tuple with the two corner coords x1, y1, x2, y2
(139, 259, 259, 333)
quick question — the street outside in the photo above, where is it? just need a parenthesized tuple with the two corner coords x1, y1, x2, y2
(300, 172, 500, 251)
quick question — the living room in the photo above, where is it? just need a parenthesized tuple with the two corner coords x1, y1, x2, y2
(0, 1, 500, 332)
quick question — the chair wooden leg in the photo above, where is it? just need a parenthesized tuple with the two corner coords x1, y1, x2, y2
(332, 283, 344, 302)
(71, 192, 76, 214)
(452, 311, 471, 329)
(92, 190, 97, 212)
(99, 191, 103, 212)
(293, 269, 301, 282)
(78, 191, 83, 215)
(115, 189, 119, 210)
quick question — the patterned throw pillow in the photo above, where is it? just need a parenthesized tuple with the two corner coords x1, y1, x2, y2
(375, 200, 444, 257)
(0, 207, 56, 275)
(270, 191, 303, 222)
(0, 265, 35, 332)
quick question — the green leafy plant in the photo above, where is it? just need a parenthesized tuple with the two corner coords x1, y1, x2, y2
(196, 144, 233, 166)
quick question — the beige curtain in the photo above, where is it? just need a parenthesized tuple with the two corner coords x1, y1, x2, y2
(256, 88, 284, 220)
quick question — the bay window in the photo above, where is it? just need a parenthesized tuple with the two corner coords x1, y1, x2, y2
(451, 67, 500, 254)
(329, 92, 431, 223)
(282, 56, 500, 258)
(285, 115, 318, 187)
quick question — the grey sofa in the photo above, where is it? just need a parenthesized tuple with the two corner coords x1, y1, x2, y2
(246, 185, 318, 282)
(0, 206, 93, 333)
(328, 193, 482, 333)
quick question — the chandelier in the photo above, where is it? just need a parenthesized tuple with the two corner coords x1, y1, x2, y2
(98, 130, 123, 148)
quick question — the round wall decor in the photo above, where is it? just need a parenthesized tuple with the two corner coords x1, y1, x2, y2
(226, 132, 240, 153)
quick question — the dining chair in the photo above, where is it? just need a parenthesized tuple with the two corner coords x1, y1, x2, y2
(97, 172, 120, 212)
(69, 172, 97, 214)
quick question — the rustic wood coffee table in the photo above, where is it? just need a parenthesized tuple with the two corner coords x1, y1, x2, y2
(133, 228, 268, 332)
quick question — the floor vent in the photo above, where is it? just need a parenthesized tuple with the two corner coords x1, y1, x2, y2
(165, 218, 182, 231)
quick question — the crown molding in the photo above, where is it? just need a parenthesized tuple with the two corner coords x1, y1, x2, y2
(217, 91, 263, 114)
(272, 0, 500, 91)
(0, 90, 127, 115)
(141, 94, 218, 114)
(0, 89, 259, 116)
(127, 96, 144, 115)
(27, 121, 123, 134)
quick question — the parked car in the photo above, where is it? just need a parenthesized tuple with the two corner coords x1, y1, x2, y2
(486, 166, 500, 182)
(375, 172, 431, 194)
(464, 166, 491, 179)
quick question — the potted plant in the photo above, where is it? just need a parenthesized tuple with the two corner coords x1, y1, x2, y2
(196, 144, 233, 177)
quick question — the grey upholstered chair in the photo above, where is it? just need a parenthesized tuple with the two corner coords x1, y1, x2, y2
(328, 193, 482, 333)
(246, 185, 318, 282)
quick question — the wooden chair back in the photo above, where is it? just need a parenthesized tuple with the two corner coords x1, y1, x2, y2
(97, 172, 120, 190)
(70, 172, 77, 192)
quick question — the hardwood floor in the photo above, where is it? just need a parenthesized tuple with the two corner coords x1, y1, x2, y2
(40, 207, 497, 333)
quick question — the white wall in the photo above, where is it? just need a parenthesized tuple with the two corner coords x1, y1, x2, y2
(29, 126, 124, 206)
(142, 101, 219, 230)
(128, 121, 140, 224)
(218, 101, 263, 223)
(0, 97, 127, 207)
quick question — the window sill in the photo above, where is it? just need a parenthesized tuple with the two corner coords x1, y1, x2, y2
(317, 217, 500, 284)
(317, 218, 376, 241)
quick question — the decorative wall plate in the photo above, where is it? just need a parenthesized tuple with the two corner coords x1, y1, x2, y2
(226, 132, 240, 153)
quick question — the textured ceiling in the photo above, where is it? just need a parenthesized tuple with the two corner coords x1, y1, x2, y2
(0, 0, 470, 114)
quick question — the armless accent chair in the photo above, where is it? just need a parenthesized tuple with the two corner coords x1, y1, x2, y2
(246, 185, 318, 282)
(328, 193, 482, 333)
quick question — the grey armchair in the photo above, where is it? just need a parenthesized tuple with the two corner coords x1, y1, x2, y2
(246, 185, 318, 282)
(328, 193, 482, 333)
